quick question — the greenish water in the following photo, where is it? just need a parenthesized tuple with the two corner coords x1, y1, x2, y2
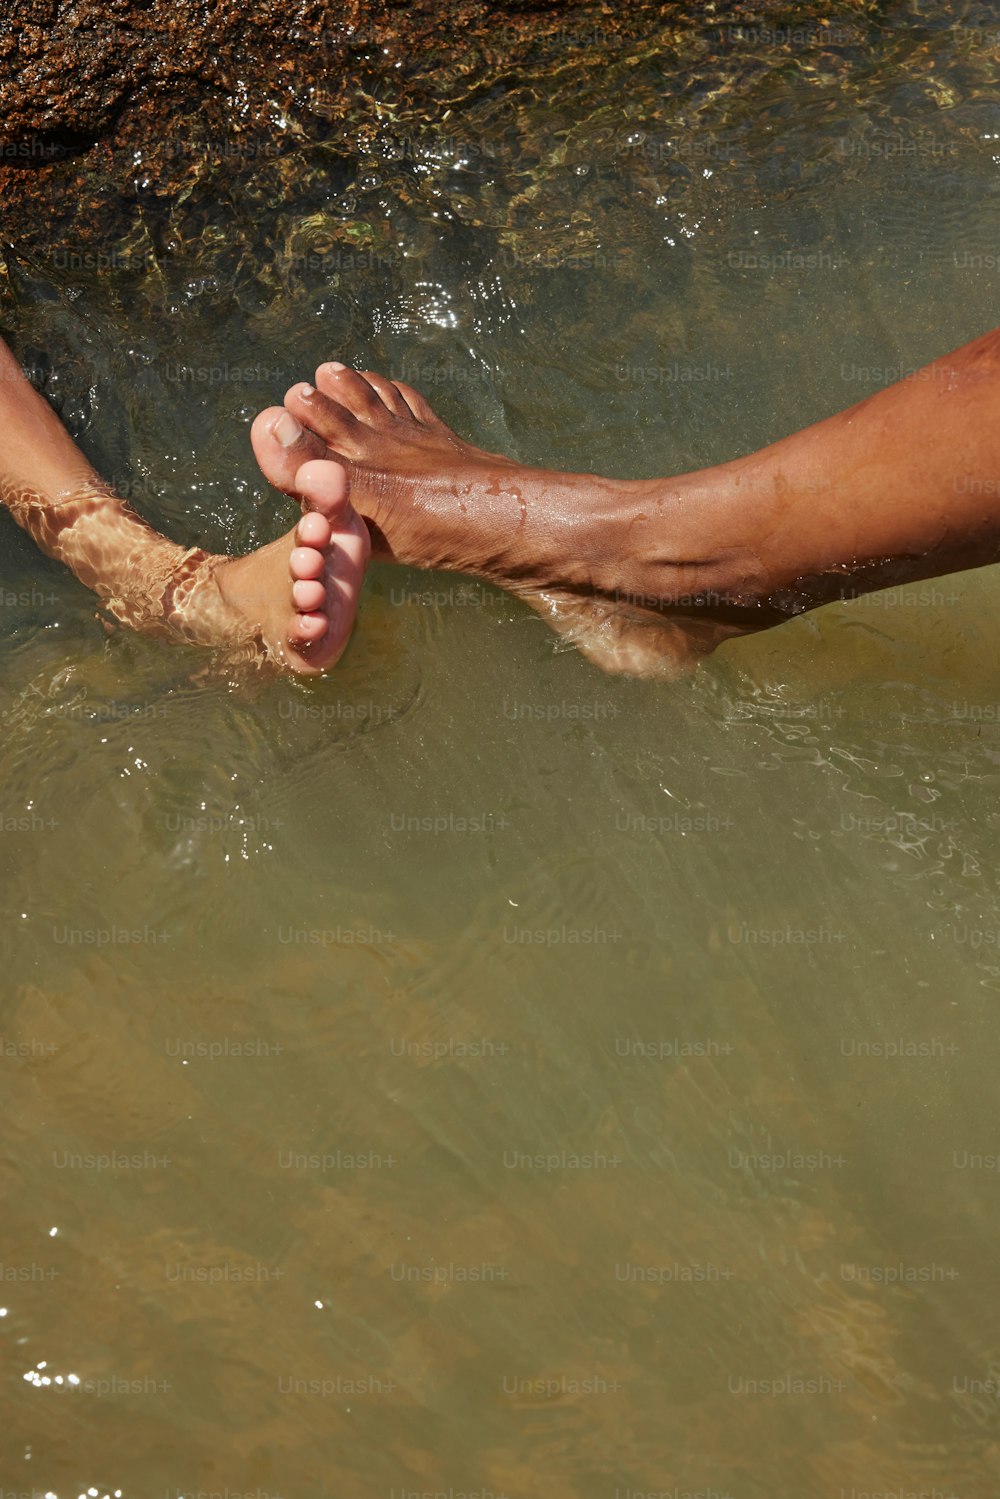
(5, 9, 1000, 1497)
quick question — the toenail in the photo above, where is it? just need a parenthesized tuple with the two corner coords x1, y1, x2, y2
(326, 361, 346, 373)
(275, 412, 302, 447)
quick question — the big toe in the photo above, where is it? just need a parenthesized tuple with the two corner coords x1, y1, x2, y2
(294, 458, 353, 526)
(251, 407, 328, 497)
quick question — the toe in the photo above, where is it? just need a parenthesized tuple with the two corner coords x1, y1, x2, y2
(297, 462, 372, 578)
(359, 370, 413, 418)
(279, 462, 371, 673)
(296, 509, 333, 549)
(290, 545, 326, 581)
(390, 378, 443, 426)
(292, 578, 326, 612)
(294, 459, 353, 525)
(289, 611, 330, 644)
(284, 383, 361, 452)
(250, 406, 329, 497)
(314, 362, 395, 425)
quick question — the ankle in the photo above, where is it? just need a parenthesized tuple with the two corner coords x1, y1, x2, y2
(100, 544, 237, 648)
(166, 550, 261, 649)
(483, 469, 638, 596)
(159, 548, 226, 639)
(610, 473, 773, 610)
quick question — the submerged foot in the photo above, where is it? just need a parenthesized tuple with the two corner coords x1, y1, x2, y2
(0, 332, 369, 676)
(250, 363, 768, 677)
(3, 461, 368, 676)
(83, 459, 370, 673)
(522, 590, 760, 681)
(208, 460, 370, 674)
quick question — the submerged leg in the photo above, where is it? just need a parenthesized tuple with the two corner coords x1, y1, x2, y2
(0, 338, 369, 673)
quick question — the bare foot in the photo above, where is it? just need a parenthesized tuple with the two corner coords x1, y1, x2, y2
(3, 464, 368, 675)
(249, 364, 770, 677)
(250, 363, 634, 591)
(0, 336, 368, 676)
(524, 590, 761, 680)
(209, 460, 370, 674)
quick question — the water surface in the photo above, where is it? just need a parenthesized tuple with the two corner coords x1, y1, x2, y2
(3, 9, 1000, 1496)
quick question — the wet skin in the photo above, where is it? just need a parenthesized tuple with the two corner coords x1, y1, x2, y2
(7, 327, 1000, 677)
(0, 337, 369, 674)
(251, 334, 1000, 676)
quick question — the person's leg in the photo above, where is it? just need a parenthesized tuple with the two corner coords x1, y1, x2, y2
(250, 330, 1000, 673)
(0, 338, 369, 674)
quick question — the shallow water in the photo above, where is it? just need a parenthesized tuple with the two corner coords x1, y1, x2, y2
(4, 7, 1000, 1497)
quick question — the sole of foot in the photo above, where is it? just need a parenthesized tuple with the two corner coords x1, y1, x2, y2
(216, 457, 370, 675)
